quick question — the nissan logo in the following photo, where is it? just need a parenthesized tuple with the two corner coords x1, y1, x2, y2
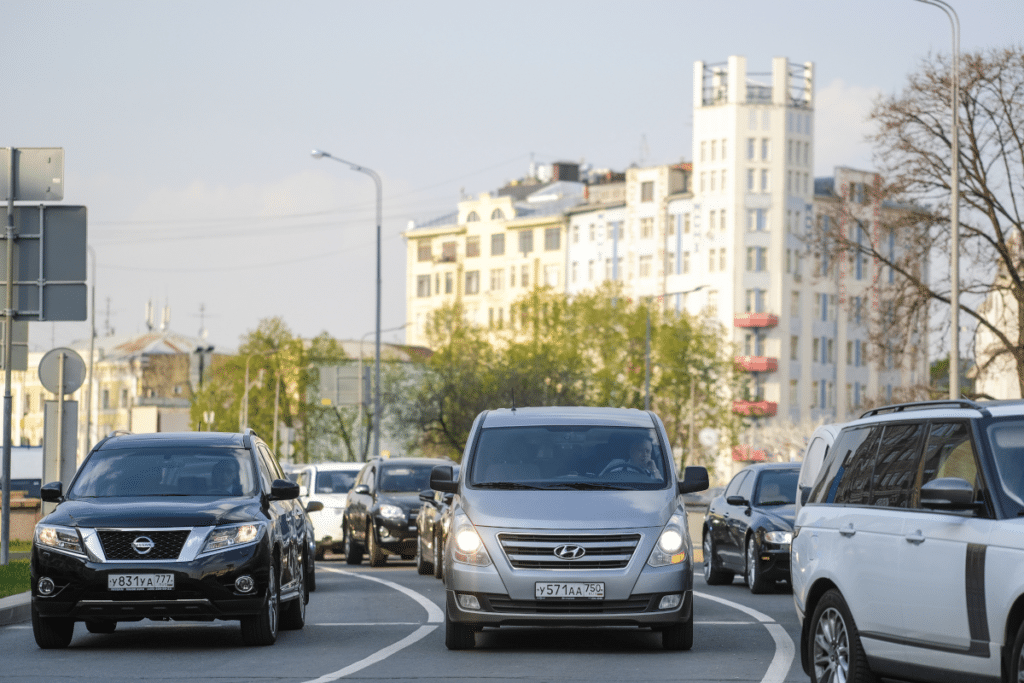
(132, 536, 155, 555)
(553, 544, 586, 560)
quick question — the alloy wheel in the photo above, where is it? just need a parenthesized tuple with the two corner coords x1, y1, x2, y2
(812, 606, 850, 683)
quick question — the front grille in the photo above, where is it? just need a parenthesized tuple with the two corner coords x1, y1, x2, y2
(497, 533, 641, 570)
(485, 594, 655, 614)
(98, 529, 192, 561)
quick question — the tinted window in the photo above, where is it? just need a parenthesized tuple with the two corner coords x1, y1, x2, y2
(725, 471, 748, 498)
(378, 464, 438, 493)
(871, 423, 925, 508)
(470, 426, 669, 490)
(754, 469, 799, 506)
(987, 419, 1024, 513)
(69, 447, 257, 498)
(917, 421, 979, 508)
(809, 426, 881, 505)
(737, 470, 755, 501)
(316, 470, 357, 494)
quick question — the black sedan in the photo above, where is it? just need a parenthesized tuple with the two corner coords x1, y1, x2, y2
(31, 430, 310, 648)
(342, 456, 453, 567)
(701, 462, 799, 593)
(414, 465, 458, 578)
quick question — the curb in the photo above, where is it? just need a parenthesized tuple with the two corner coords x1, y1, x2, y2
(0, 592, 30, 627)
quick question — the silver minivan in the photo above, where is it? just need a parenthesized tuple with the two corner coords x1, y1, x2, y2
(429, 406, 709, 650)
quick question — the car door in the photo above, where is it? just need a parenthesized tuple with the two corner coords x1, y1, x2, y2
(258, 444, 300, 586)
(712, 470, 749, 570)
(349, 463, 376, 544)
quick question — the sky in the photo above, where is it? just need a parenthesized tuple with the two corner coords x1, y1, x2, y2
(2, 0, 1021, 355)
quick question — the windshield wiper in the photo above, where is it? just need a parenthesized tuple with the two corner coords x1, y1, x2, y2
(473, 482, 550, 490)
(541, 482, 633, 491)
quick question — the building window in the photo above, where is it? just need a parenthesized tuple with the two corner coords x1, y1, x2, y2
(440, 241, 457, 262)
(812, 338, 820, 363)
(721, 138, 727, 159)
(416, 274, 431, 298)
(102, 389, 110, 410)
(465, 270, 480, 295)
(667, 251, 676, 274)
(709, 172, 716, 192)
(466, 211, 480, 222)
(711, 140, 717, 161)
(640, 217, 654, 238)
(700, 173, 706, 193)
(604, 258, 612, 281)
(789, 379, 799, 405)
(683, 214, 691, 233)
(588, 260, 595, 282)
(682, 251, 690, 274)
(721, 170, 727, 192)
(491, 208, 504, 220)
(519, 229, 534, 254)
(639, 255, 652, 278)
(572, 225, 580, 243)
(747, 138, 756, 160)
(491, 233, 505, 256)
(543, 264, 559, 287)
(791, 335, 799, 360)
(708, 249, 716, 272)
(571, 261, 578, 283)
(544, 227, 560, 251)
(121, 389, 129, 408)
(589, 224, 596, 241)
(668, 216, 676, 235)
(520, 265, 530, 288)
(747, 209, 768, 232)
(719, 248, 726, 271)
(490, 268, 504, 291)
(641, 181, 654, 202)
(465, 236, 480, 257)
(720, 209, 726, 232)
(744, 289, 766, 313)
(828, 338, 835, 364)
(760, 169, 770, 192)
(435, 273, 441, 294)
(700, 141, 706, 162)
(709, 210, 716, 233)
(445, 272, 453, 294)
(417, 239, 432, 262)
(761, 138, 770, 161)
(746, 247, 766, 272)
(747, 169, 755, 192)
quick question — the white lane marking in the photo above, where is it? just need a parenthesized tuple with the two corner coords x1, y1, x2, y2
(302, 566, 443, 683)
(695, 591, 795, 683)
(314, 622, 422, 626)
(698, 620, 758, 625)
(319, 566, 443, 623)
(302, 625, 437, 683)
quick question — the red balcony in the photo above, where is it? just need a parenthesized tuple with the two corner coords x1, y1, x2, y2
(734, 313, 779, 328)
(735, 356, 778, 372)
(732, 445, 768, 462)
(732, 400, 778, 417)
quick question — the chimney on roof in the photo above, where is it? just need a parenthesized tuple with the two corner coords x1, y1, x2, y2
(551, 162, 579, 182)
(161, 306, 171, 332)
(146, 300, 154, 332)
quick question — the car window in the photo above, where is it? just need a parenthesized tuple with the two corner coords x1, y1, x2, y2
(316, 470, 358, 494)
(736, 470, 755, 501)
(68, 447, 257, 498)
(258, 444, 286, 480)
(799, 435, 830, 490)
(724, 470, 748, 498)
(809, 425, 881, 505)
(469, 426, 668, 490)
(254, 449, 274, 493)
(379, 464, 439, 493)
(871, 423, 926, 508)
(916, 421, 980, 508)
(754, 469, 799, 506)
(987, 419, 1024, 512)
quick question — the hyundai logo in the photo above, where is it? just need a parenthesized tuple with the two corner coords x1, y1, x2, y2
(132, 536, 155, 555)
(553, 544, 586, 560)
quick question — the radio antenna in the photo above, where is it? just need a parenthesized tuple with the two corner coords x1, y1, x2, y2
(511, 388, 516, 411)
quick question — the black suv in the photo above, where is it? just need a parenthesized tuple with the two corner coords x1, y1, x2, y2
(342, 456, 453, 566)
(31, 430, 311, 648)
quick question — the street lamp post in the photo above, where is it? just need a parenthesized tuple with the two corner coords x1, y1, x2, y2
(312, 149, 383, 457)
(356, 323, 409, 461)
(914, 0, 960, 398)
(644, 286, 707, 410)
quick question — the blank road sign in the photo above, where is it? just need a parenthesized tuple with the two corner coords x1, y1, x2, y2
(0, 148, 64, 201)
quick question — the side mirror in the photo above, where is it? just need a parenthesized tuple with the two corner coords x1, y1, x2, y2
(920, 477, 979, 511)
(726, 495, 749, 507)
(269, 479, 300, 501)
(40, 481, 63, 503)
(305, 500, 325, 513)
(352, 484, 370, 495)
(677, 466, 709, 494)
(418, 489, 435, 504)
(799, 486, 811, 506)
(442, 492, 454, 505)
(430, 465, 458, 493)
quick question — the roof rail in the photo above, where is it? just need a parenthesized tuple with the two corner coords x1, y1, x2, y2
(91, 429, 133, 453)
(242, 428, 259, 449)
(859, 399, 989, 419)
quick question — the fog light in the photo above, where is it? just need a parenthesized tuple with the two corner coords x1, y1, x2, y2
(37, 577, 55, 596)
(235, 575, 255, 593)
(457, 594, 480, 610)
(659, 593, 682, 610)
(379, 526, 395, 541)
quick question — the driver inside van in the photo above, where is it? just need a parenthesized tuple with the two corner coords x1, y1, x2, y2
(602, 436, 661, 478)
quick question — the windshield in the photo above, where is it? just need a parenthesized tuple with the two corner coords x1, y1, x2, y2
(378, 465, 438, 493)
(316, 470, 357, 494)
(68, 447, 257, 498)
(986, 419, 1024, 511)
(469, 426, 669, 490)
(754, 469, 799, 506)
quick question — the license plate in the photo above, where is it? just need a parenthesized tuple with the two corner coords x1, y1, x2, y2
(535, 582, 604, 599)
(108, 574, 174, 591)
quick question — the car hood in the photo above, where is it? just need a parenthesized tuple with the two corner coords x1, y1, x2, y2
(377, 492, 422, 513)
(758, 503, 796, 529)
(460, 488, 676, 530)
(42, 497, 265, 528)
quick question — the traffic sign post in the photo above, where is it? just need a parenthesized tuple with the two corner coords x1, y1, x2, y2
(39, 348, 86, 516)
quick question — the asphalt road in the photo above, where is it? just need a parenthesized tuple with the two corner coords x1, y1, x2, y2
(0, 553, 808, 683)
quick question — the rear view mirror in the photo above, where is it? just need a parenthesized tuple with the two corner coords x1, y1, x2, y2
(40, 481, 63, 503)
(430, 465, 457, 493)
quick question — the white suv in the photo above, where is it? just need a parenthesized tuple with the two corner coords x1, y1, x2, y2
(792, 399, 1024, 683)
(292, 462, 363, 559)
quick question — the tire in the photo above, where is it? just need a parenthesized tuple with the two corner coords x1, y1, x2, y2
(32, 605, 74, 649)
(367, 524, 388, 567)
(280, 559, 306, 631)
(746, 536, 770, 594)
(444, 603, 476, 650)
(1009, 618, 1024, 683)
(314, 545, 325, 562)
(702, 532, 734, 585)
(343, 524, 363, 565)
(416, 537, 434, 575)
(809, 589, 878, 683)
(662, 617, 694, 651)
(433, 534, 443, 580)
(85, 620, 116, 634)
(307, 549, 317, 593)
(241, 562, 280, 646)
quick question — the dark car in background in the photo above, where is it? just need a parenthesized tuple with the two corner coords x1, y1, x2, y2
(414, 466, 459, 578)
(342, 457, 453, 567)
(30, 430, 311, 649)
(701, 462, 800, 593)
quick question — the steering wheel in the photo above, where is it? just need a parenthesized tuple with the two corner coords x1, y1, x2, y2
(602, 462, 649, 477)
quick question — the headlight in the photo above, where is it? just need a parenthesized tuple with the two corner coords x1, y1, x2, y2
(35, 524, 85, 557)
(763, 530, 793, 545)
(648, 511, 688, 567)
(378, 504, 405, 521)
(200, 523, 264, 555)
(451, 510, 491, 566)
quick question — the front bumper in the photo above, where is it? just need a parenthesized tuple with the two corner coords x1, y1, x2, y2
(757, 545, 791, 582)
(373, 513, 418, 555)
(31, 541, 271, 622)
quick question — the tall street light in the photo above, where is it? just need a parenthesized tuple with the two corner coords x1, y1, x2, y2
(312, 149, 383, 458)
(645, 285, 707, 410)
(914, 0, 960, 398)
(357, 322, 408, 461)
